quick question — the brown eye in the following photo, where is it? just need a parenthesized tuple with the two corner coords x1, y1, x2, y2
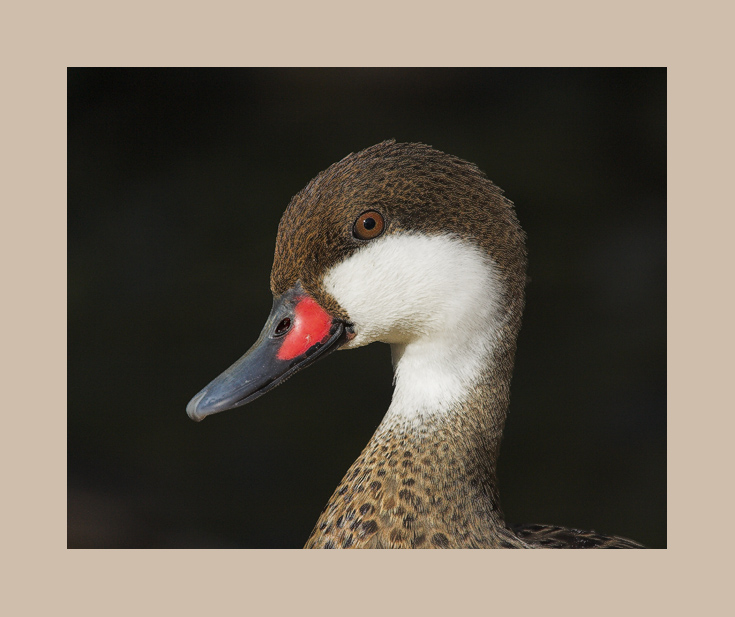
(353, 210, 385, 240)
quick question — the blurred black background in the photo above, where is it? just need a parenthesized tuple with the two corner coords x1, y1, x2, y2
(68, 68, 666, 548)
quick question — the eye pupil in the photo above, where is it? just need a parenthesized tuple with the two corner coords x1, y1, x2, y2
(363, 217, 376, 230)
(275, 318, 291, 335)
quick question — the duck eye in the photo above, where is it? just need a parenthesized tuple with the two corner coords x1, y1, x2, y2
(353, 210, 385, 240)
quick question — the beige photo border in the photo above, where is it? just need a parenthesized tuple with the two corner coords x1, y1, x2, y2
(6, 0, 728, 613)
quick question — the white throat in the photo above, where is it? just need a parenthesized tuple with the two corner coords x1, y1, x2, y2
(323, 233, 507, 424)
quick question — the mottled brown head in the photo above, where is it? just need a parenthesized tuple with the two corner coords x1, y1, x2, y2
(189, 141, 527, 428)
(270, 141, 527, 321)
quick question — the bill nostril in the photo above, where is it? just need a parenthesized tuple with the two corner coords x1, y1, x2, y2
(274, 317, 291, 336)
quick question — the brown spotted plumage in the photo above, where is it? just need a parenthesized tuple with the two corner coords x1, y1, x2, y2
(188, 141, 645, 549)
(304, 414, 528, 549)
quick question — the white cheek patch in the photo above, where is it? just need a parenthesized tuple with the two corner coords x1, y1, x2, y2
(323, 233, 506, 420)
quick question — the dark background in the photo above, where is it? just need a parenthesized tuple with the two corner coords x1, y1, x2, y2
(68, 68, 666, 548)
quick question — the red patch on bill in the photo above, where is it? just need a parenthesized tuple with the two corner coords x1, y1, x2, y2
(277, 297, 333, 360)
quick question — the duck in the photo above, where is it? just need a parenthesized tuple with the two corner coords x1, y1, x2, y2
(186, 140, 645, 549)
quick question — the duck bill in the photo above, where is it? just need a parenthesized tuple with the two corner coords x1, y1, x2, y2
(186, 285, 348, 421)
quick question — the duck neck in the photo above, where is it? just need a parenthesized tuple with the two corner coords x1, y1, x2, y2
(382, 327, 517, 491)
(382, 256, 523, 464)
(367, 289, 521, 529)
(307, 233, 527, 547)
(304, 320, 524, 549)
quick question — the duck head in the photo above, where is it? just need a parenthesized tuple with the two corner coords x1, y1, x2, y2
(187, 140, 526, 423)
